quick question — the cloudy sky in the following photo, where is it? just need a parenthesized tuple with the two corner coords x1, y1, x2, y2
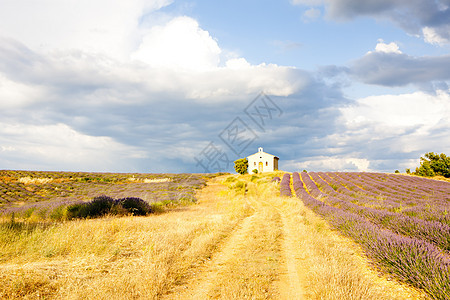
(0, 0, 449, 173)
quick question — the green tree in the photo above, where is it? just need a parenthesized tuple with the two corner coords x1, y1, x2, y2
(415, 152, 450, 178)
(234, 158, 248, 175)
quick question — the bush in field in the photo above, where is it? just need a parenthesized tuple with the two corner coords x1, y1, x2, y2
(66, 203, 88, 219)
(415, 152, 450, 178)
(118, 197, 152, 216)
(88, 196, 115, 217)
(234, 158, 248, 175)
(252, 169, 258, 174)
(66, 195, 152, 219)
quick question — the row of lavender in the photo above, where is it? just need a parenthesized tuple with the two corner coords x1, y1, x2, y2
(330, 172, 449, 206)
(307, 173, 450, 253)
(279, 173, 292, 197)
(314, 172, 450, 226)
(283, 172, 449, 300)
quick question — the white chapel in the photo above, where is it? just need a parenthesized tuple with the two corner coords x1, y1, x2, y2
(247, 147, 279, 173)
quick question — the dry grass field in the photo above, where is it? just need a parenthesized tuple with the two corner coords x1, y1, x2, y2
(0, 173, 428, 299)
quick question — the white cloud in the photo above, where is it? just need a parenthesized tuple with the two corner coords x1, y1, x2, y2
(340, 91, 450, 131)
(336, 90, 450, 167)
(287, 156, 371, 172)
(371, 40, 402, 54)
(423, 27, 450, 46)
(0, 74, 46, 109)
(131, 16, 221, 71)
(0, 122, 146, 171)
(225, 58, 252, 69)
(0, 0, 172, 60)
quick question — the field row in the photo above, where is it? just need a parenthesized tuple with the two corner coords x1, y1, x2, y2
(280, 172, 450, 300)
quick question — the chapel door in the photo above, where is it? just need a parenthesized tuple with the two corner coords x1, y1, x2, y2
(258, 162, 263, 173)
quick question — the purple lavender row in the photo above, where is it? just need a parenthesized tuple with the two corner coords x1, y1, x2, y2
(401, 206, 450, 226)
(365, 173, 424, 196)
(318, 190, 450, 253)
(312, 172, 403, 211)
(339, 172, 417, 202)
(402, 175, 450, 195)
(357, 173, 442, 203)
(292, 172, 450, 300)
(306, 172, 450, 252)
(327, 172, 382, 198)
(328, 173, 449, 221)
(378, 173, 450, 196)
(343, 172, 413, 201)
(280, 173, 292, 197)
(318, 172, 429, 215)
(345, 172, 449, 204)
(316, 172, 401, 210)
(349, 173, 450, 223)
(312, 172, 450, 230)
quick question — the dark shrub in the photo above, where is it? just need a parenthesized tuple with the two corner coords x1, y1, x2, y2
(118, 197, 152, 216)
(87, 196, 115, 217)
(66, 196, 114, 219)
(65, 195, 152, 219)
(66, 203, 88, 219)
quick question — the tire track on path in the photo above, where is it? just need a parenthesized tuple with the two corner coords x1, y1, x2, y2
(163, 211, 259, 299)
(276, 209, 307, 299)
(257, 195, 307, 300)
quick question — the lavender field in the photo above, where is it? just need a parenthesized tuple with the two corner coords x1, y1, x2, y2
(284, 172, 450, 300)
(0, 170, 210, 219)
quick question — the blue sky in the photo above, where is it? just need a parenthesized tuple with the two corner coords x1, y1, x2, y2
(0, 0, 449, 173)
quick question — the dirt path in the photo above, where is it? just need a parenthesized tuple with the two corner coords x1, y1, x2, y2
(275, 209, 307, 299)
(166, 213, 259, 299)
(162, 176, 428, 300)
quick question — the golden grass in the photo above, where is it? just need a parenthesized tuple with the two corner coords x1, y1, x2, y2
(0, 179, 250, 299)
(126, 177, 172, 183)
(0, 174, 428, 299)
(18, 177, 54, 185)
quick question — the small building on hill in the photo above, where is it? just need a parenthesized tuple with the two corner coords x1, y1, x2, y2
(247, 147, 279, 173)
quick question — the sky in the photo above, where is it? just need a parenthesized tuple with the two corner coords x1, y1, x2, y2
(0, 0, 449, 174)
